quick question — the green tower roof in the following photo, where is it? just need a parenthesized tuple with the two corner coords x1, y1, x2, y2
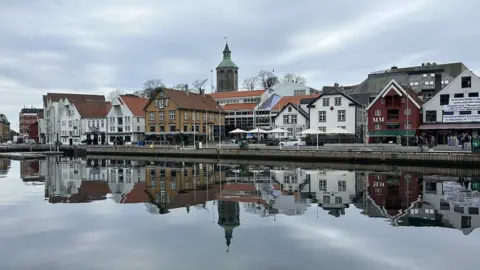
(216, 42, 238, 69)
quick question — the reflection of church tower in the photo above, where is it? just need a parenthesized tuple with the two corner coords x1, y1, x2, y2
(216, 41, 239, 92)
(217, 201, 240, 252)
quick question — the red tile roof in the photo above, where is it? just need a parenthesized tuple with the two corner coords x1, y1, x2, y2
(274, 94, 320, 110)
(43, 93, 105, 107)
(120, 95, 149, 117)
(145, 88, 223, 112)
(119, 182, 148, 203)
(222, 103, 257, 111)
(73, 101, 111, 118)
(208, 90, 266, 99)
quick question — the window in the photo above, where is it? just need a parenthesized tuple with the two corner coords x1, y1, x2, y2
(318, 111, 326, 122)
(196, 112, 200, 121)
(159, 125, 164, 132)
(291, 115, 297, 124)
(322, 98, 329, 106)
(203, 113, 207, 121)
(387, 109, 399, 120)
(334, 97, 341, 106)
(381, 98, 385, 104)
(386, 123, 400, 129)
(149, 112, 156, 121)
(338, 181, 346, 192)
(184, 112, 188, 120)
(137, 126, 140, 132)
(125, 126, 131, 132)
(460, 111, 472, 115)
(461, 76, 472, 88)
(414, 82, 419, 86)
(424, 81, 429, 86)
(101, 120, 104, 128)
(375, 123, 381, 130)
(454, 93, 464, 98)
(404, 108, 411, 116)
(149, 125, 155, 132)
(191, 112, 195, 120)
(469, 92, 479, 97)
(422, 74, 427, 77)
(440, 94, 449, 105)
(442, 110, 454, 116)
(171, 181, 176, 191)
(318, 127, 326, 132)
(444, 80, 449, 84)
(375, 110, 382, 116)
(158, 112, 164, 121)
(338, 110, 346, 121)
(184, 124, 188, 132)
(288, 107, 292, 112)
(323, 196, 330, 204)
(335, 197, 343, 204)
(319, 180, 327, 190)
(404, 121, 411, 129)
(425, 110, 437, 122)
(283, 115, 289, 124)
(169, 110, 175, 120)
(169, 125, 176, 132)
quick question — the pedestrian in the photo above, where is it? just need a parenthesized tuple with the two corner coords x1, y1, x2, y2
(418, 135, 424, 152)
(464, 133, 470, 152)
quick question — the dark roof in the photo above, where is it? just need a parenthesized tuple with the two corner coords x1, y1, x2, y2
(0, 114, 9, 125)
(307, 86, 362, 107)
(274, 102, 309, 121)
(73, 101, 111, 118)
(300, 97, 317, 104)
(349, 94, 370, 106)
(145, 88, 224, 112)
(43, 93, 105, 107)
(20, 108, 43, 114)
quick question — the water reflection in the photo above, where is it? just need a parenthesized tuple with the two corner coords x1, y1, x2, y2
(0, 158, 10, 178)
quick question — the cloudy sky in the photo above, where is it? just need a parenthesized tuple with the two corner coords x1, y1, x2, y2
(1, 0, 479, 130)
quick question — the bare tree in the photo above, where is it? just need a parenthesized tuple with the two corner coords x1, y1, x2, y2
(191, 79, 208, 92)
(107, 89, 124, 102)
(282, 73, 307, 84)
(242, 77, 258, 90)
(257, 70, 279, 89)
(134, 79, 165, 98)
(172, 83, 188, 90)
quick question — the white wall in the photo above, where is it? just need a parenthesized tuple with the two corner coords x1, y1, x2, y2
(271, 82, 319, 96)
(273, 103, 308, 137)
(423, 70, 480, 123)
(309, 94, 358, 134)
(106, 98, 144, 143)
(303, 170, 357, 205)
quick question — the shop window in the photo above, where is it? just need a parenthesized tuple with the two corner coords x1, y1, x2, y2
(439, 94, 449, 105)
(461, 76, 472, 88)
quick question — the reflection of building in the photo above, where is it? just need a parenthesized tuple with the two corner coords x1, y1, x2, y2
(106, 159, 146, 203)
(0, 159, 11, 178)
(20, 159, 46, 183)
(217, 201, 240, 252)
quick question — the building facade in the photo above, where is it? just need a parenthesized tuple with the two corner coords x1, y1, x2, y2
(216, 42, 239, 92)
(106, 95, 148, 144)
(0, 114, 10, 142)
(144, 88, 225, 145)
(19, 108, 43, 136)
(420, 70, 480, 143)
(273, 102, 309, 137)
(366, 80, 422, 144)
(308, 85, 365, 140)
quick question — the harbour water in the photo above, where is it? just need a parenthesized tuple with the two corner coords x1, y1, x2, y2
(1, 157, 479, 270)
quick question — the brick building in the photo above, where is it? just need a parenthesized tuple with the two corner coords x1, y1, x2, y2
(0, 114, 10, 142)
(366, 80, 422, 144)
(19, 108, 43, 136)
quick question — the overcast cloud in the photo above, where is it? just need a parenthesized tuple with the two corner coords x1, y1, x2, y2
(1, 0, 480, 130)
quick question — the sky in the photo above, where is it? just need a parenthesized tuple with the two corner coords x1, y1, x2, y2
(1, 0, 480, 131)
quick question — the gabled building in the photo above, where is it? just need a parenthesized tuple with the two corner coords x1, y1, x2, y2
(0, 114, 10, 142)
(144, 88, 225, 145)
(73, 100, 111, 144)
(308, 84, 365, 140)
(366, 80, 422, 144)
(19, 108, 43, 136)
(106, 95, 148, 144)
(420, 70, 480, 142)
(273, 102, 309, 137)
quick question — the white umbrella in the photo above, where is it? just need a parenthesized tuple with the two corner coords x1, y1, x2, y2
(300, 128, 325, 150)
(229, 128, 247, 134)
(327, 127, 352, 134)
(269, 128, 289, 134)
(247, 128, 268, 133)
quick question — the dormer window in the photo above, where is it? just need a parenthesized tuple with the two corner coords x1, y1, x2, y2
(288, 107, 292, 112)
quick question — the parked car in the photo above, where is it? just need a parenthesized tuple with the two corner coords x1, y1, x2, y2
(279, 138, 306, 147)
(25, 139, 37, 144)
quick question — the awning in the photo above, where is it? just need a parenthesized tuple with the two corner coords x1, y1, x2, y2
(418, 123, 480, 130)
(368, 130, 416, 137)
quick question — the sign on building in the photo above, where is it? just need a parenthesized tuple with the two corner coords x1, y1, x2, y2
(443, 114, 480, 123)
(444, 97, 480, 111)
(443, 182, 480, 208)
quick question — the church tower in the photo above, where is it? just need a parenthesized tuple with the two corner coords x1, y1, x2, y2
(216, 41, 239, 92)
(217, 200, 240, 252)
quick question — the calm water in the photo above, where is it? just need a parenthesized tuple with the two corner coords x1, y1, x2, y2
(0, 157, 479, 270)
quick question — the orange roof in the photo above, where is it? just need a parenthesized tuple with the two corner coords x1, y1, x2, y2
(120, 95, 149, 117)
(208, 89, 266, 99)
(273, 94, 320, 110)
(222, 103, 257, 111)
(73, 101, 111, 118)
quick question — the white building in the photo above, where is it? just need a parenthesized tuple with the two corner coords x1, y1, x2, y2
(308, 84, 365, 139)
(273, 102, 310, 137)
(420, 69, 480, 139)
(106, 159, 146, 202)
(271, 81, 320, 96)
(43, 93, 105, 144)
(106, 95, 148, 144)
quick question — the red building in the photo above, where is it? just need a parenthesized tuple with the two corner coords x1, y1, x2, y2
(19, 108, 43, 136)
(27, 121, 39, 141)
(366, 80, 422, 144)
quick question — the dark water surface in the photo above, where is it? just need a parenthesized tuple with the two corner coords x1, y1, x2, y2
(0, 157, 479, 270)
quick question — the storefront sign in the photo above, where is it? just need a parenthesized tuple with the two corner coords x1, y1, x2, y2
(444, 97, 480, 111)
(443, 182, 480, 208)
(372, 117, 384, 122)
(443, 114, 480, 123)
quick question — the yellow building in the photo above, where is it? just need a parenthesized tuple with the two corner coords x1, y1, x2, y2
(143, 88, 226, 144)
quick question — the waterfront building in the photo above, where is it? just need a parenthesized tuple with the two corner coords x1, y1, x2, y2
(19, 108, 43, 137)
(106, 95, 148, 144)
(144, 88, 225, 144)
(347, 62, 468, 102)
(366, 80, 422, 144)
(272, 100, 312, 137)
(106, 159, 147, 203)
(308, 84, 365, 140)
(216, 42, 239, 92)
(43, 93, 105, 144)
(0, 113, 10, 142)
(420, 70, 480, 142)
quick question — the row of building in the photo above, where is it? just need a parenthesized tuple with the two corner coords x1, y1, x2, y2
(15, 42, 480, 144)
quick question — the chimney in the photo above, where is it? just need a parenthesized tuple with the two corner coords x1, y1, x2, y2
(333, 82, 339, 89)
(434, 74, 442, 92)
(391, 66, 398, 69)
(184, 84, 189, 95)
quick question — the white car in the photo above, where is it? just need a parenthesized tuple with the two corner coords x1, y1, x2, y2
(279, 139, 306, 147)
